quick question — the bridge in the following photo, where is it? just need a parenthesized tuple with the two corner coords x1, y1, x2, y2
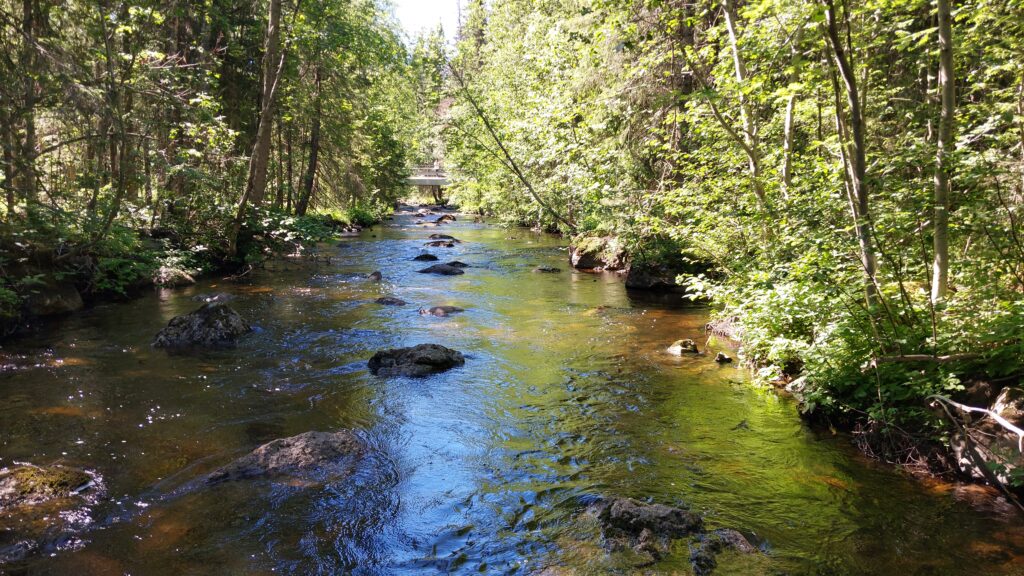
(408, 164, 449, 187)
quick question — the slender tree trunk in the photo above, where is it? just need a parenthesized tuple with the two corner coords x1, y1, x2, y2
(275, 115, 284, 208)
(296, 66, 321, 217)
(286, 119, 294, 213)
(1, 109, 15, 218)
(722, 0, 764, 206)
(782, 25, 805, 199)
(19, 0, 39, 205)
(228, 0, 285, 255)
(932, 0, 955, 302)
(823, 0, 878, 306)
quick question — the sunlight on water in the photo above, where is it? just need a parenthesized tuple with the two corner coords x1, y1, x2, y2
(1, 208, 1022, 575)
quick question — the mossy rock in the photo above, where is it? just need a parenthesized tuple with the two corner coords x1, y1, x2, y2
(0, 465, 93, 510)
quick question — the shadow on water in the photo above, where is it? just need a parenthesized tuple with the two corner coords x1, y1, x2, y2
(1, 207, 1023, 574)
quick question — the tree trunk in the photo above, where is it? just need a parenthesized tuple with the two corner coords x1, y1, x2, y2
(0, 108, 15, 218)
(286, 119, 294, 213)
(931, 0, 955, 302)
(228, 0, 285, 255)
(19, 0, 39, 205)
(781, 24, 805, 199)
(296, 66, 321, 217)
(722, 0, 764, 207)
(823, 0, 878, 306)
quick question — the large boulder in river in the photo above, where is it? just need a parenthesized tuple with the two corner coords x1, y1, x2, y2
(375, 296, 407, 306)
(0, 464, 95, 510)
(588, 497, 703, 538)
(624, 263, 685, 292)
(25, 275, 83, 317)
(0, 464, 103, 563)
(153, 265, 195, 288)
(206, 431, 364, 484)
(152, 303, 251, 349)
(368, 343, 465, 377)
(413, 253, 439, 261)
(417, 264, 464, 276)
(569, 236, 626, 271)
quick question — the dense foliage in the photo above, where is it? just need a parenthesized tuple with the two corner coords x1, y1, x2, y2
(0, 0, 419, 323)
(442, 0, 1024, 458)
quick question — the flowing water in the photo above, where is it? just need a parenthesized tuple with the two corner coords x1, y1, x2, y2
(1, 208, 1022, 575)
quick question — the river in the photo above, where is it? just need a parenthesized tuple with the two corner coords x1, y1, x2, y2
(1, 206, 1021, 575)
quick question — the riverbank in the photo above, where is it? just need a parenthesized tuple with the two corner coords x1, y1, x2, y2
(3, 209, 1022, 574)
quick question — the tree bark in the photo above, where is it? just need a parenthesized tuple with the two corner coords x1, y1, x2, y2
(296, 65, 321, 217)
(932, 0, 955, 302)
(722, 0, 765, 206)
(823, 0, 878, 306)
(19, 0, 39, 205)
(228, 0, 285, 255)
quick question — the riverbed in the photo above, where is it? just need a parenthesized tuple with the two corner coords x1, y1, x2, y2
(1, 207, 1021, 574)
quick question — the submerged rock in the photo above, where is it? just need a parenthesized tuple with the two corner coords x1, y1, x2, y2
(689, 529, 758, 576)
(367, 271, 383, 282)
(413, 253, 439, 261)
(668, 339, 699, 355)
(533, 266, 562, 273)
(0, 464, 95, 510)
(417, 264, 465, 276)
(419, 306, 464, 317)
(375, 297, 407, 306)
(434, 214, 456, 223)
(367, 343, 465, 377)
(445, 261, 470, 268)
(588, 497, 703, 539)
(425, 240, 455, 248)
(206, 431, 364, 484)
(152, 303, 251, 349)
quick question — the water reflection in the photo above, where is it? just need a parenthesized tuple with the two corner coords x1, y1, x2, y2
(0, 208, 1021, 575)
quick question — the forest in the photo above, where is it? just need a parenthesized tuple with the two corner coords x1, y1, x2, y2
(2, 0, 1024, 572)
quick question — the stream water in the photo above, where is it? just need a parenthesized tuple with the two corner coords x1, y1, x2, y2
(1, 207, 1022, 575)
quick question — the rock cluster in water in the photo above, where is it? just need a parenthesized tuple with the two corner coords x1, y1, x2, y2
(586, 496, 756, 574)
(417, 264, 464, 276)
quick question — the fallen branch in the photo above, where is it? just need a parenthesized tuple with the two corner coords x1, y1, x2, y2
(928, 395, 1024, 453)
(864, 353, 981, 370)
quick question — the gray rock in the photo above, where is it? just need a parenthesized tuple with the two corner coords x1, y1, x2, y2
(25, 276, 83, 317)
(152, 303, 251, 349)
(425, 240, 455, 248)
(206, 431, 364, 484)
(428, 234, 459, 242)
(368, 343, 465, 377)
(153, 265, 195, 288)
(434, 214, 456, 223)
(445, 261, 470, 268)
(367, 271, 383, 282)
(419, 306, 464, 317)
(588, 497, 702, 539)
(690, 529, 757, 576)
(569, 236, 626, 271)
(625, 263, 684, 292)
(417, 264, 465, 276)
(413, 253, 439, 261)
(375, 297, 407, 306)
